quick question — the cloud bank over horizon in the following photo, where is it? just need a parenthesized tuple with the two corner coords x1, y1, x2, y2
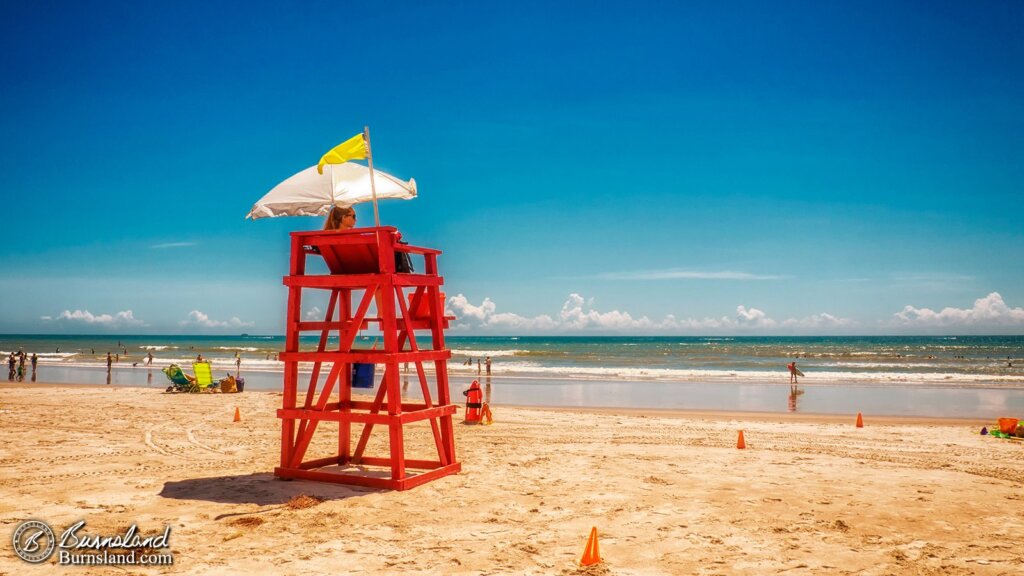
(892, 292, 1024, 328)
(29, 293, 1023, 335)
(446, 293, 856, 334)
(41, 309, 145, 328)
(178, 310, 254, 329)
(446, 292, 1023, 334)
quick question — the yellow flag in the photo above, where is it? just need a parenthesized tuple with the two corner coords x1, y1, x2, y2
(317, 133, 367, 174)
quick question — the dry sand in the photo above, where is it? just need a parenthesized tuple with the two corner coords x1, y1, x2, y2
(0, 384, 1022, 575)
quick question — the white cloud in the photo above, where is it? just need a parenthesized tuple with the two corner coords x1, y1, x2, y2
(782, 312, 855, 329)
(151, 242, 197, 249)
(44, 309, 145, 327)
(179, 310, 254, 329)
(893, 292, 1024, 327)
(600, 269, 784, 281)
(891, 273, 975, 284)
(446, 294, 556, 331)
(735, 305, 776, 328)
(305, 306, 322, 321)
(448, 293, 853, 334)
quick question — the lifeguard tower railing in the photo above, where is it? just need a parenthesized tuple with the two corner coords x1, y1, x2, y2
(276, 226, 460, 490)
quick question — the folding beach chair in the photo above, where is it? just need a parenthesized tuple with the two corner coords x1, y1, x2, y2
(192, 362, 215, 391)
(163, 364, 197, 393)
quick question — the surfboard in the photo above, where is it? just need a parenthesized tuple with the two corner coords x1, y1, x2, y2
(794, 368, 805, 377)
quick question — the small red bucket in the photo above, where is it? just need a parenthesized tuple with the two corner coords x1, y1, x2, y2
(997, 418, 1019, 434)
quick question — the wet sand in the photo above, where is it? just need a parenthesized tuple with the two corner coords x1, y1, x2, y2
(17, 364, 1024, 418)
(0, 384, 1022, 575)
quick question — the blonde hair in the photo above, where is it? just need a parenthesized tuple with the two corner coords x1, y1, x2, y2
(323, 206, 355, 230)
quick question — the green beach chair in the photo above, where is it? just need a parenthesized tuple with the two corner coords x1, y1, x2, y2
(162, 364, 197, 392)
(162, 364, 190, 386)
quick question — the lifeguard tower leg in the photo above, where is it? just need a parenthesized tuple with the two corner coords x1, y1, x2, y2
(280, 236, 306, 471)
(429, 283, 456, 463)
(380, 275, 406, 482)
(339, 288, 353, 464)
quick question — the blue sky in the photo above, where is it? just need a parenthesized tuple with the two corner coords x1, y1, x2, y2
(1, 0, 1022, 335)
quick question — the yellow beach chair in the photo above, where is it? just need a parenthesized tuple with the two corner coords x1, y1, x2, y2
(192, 362, 215, 391)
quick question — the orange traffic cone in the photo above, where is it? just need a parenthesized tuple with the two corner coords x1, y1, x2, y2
(737, 430, 746, 449)
(855, 412, 863, 428)
(233, 407, 241, 422)
(580, 526, 601, 566)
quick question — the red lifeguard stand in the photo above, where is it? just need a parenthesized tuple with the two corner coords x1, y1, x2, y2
(275, 226, 460, 490)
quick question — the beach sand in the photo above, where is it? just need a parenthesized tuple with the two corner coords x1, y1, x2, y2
(0, 384, 1022, 575)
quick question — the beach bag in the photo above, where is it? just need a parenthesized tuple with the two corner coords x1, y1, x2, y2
(236, 377, 245, 392)
(352, 363, 375, 388)
(395, 240, 414, 273)
(219, 374, 237, 394)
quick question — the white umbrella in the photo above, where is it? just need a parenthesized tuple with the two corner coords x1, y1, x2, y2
(246, 162, 416, 220)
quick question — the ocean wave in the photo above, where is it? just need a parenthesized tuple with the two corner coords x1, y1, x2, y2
(450, 349, 526, 357)
(139, 345, 177, 351)
(483, 365, 1024, 386)
(29, 354, 1024, 388)
(2, 350, 78, 359)
(215, 346, 261, 352)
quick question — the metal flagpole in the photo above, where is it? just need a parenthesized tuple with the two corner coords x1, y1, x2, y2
(364, 125, 380, 226)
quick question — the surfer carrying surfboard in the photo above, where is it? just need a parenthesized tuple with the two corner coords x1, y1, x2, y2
(787, 361, 803, 384)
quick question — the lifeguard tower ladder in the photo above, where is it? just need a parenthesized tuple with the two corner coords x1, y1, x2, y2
(275, 227, 460, 490)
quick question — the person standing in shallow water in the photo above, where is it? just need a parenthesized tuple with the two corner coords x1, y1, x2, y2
(787, 361, 799, 385)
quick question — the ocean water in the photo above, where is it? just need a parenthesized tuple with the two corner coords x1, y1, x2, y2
(3, 334, 1023, 416)
(3, 334, 1021, 387)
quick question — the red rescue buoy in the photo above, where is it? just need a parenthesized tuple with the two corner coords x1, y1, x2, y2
(463, 380, 482, 423)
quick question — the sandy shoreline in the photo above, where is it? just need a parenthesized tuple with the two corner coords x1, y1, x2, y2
(1, 384, 1022, 575)
(11, 368, 1024, 419)
(2, 381, 991, 426)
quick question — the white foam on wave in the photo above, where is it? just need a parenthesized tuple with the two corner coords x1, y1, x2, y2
(487, 365, 1024, 386)
(450, 349, 526, 357)
(815, 361, 962, 369)
(2, 350, 78, 359)
(31, 356, 1024, 388)
(215, 346, 261, 352)
(139, 345, 177, 351)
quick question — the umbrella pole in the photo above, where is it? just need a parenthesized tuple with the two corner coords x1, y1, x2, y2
(330, 164, 336, 208)
(364, 125, 381, 226)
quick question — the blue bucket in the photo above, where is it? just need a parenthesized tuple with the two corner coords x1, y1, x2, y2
(352, 363, 375, 388)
